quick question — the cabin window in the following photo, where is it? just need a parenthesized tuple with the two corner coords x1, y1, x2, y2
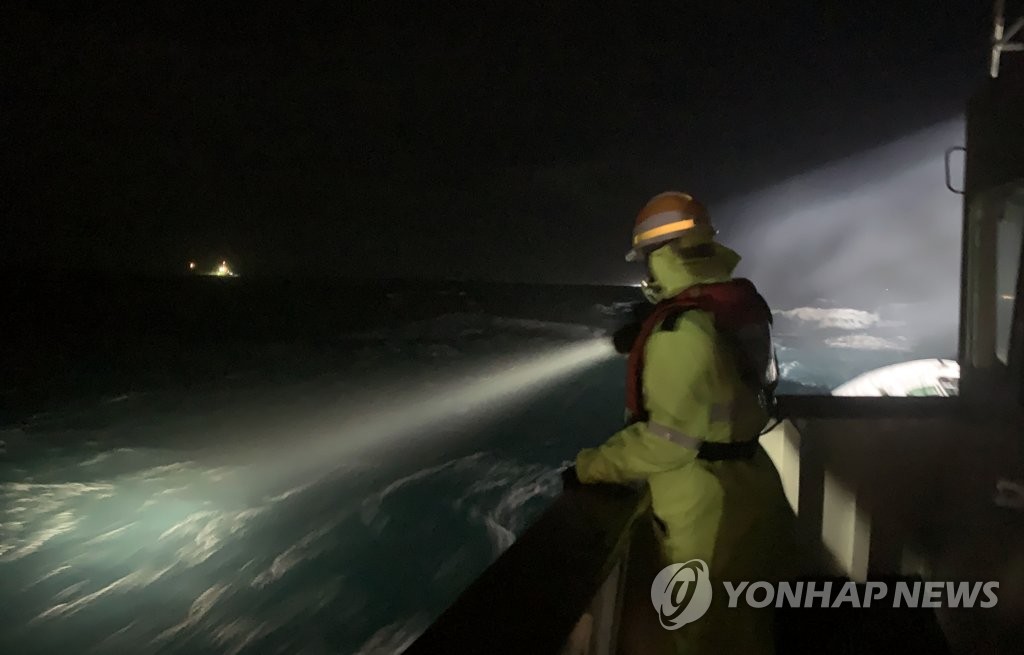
(766, 123, 965, 397)
(995, 188, 1024, 364)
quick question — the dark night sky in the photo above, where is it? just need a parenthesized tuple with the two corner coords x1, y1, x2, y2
(1, 2, 994, 283)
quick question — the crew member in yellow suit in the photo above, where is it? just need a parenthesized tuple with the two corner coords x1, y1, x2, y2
(573, 191, 801, 654)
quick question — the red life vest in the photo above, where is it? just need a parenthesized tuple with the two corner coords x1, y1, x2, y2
(625, 278, 776, 424)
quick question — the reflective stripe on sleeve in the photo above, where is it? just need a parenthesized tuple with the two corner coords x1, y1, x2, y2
(647, 421, 704, 450)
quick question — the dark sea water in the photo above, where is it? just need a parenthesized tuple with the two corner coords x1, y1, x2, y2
(0, 273, 953, 653)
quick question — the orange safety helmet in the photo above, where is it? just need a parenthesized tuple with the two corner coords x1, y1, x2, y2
(625, 191, 715, 262)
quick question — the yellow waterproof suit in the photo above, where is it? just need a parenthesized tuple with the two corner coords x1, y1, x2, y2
(575, 242, 798, 654)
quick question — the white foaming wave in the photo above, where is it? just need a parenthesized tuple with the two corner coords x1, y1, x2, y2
(481, 514, 515, 553)
(354, 615, 429, 655)
(824, 334, 911, 351)
(83, 523, 137, 546)
(595, 301, 637, 316)
(28, 564, 72, 588)
(475, 466, 561, 555)
(54, 579, 87, 601)
(34, 564, 176, 622)
(90, 620, 139, 653)
(778, 361, 803, 378)
(250, 515, 345, 588)
(774, 307, 880, 330)
(365, 452, 560, 556)
(101, 394, 133, 404)
(209, 617, 273, 655)
(360, 453, 488, 526)
(4, 457, 286, 610)
(153, 583, 232, 642)
(5, 453, 356, 653)
(162, 507, 268, 567)
(266, 480, 317, 503)
(80, 452, 113, 466)
(77, 448, 139, 469)
(129, 461, 198, 480)
(0, 479, 116, 561)
(1, 511, 77, 560)
(206, 578, 345, 655)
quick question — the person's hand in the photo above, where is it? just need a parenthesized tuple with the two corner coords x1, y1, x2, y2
(612, 321, 642, 354)
(612, 302, 655, 353)
(561, 465, 582, 489)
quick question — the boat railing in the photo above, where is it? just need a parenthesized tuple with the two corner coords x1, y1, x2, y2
(404, 480, 672, 654)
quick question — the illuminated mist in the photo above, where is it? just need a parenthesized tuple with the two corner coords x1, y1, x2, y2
(720, 119, 965, 354)
(248, 337, 617, 482)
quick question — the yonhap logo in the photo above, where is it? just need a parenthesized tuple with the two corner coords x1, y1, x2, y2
(650, 559, 713, 629)
(649, 565, 1000, 631)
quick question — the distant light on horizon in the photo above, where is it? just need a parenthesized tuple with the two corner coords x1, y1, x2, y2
(186, 259, 238, 277)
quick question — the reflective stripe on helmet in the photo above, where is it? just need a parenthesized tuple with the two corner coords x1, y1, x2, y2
(627, 193, 713, 261)
(634, 209, 693, 236)
(632, 218, 698, 246)
(627, 213, 700, 262)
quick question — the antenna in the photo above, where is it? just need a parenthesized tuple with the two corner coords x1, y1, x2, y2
(991, 0, 1024, 78)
